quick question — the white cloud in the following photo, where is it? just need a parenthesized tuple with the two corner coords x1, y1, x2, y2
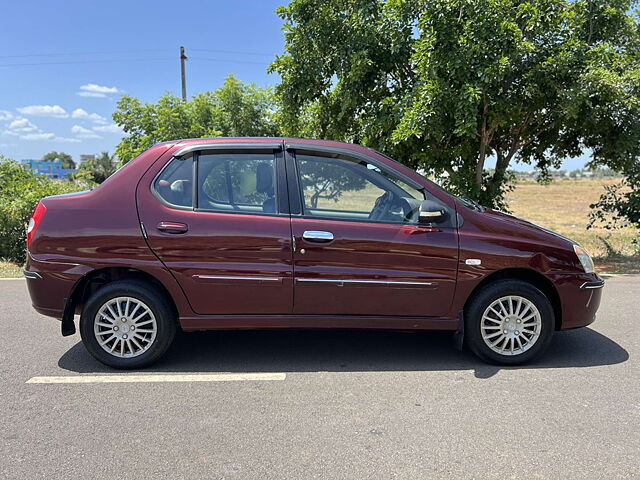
(17, 105, 68, 118)
(71, 124, 101, 139)
(21, 132, 80, 143)
(1, 115, 82, 143)
(77, 83, 121, 98)
(21, 132, 55, 140)
(71, 108, 107, 123)
(92, 123, 123, 134)
(7, 117, 39, 133)
(0, 110, 13, 121)
(78, 91, 107, 98)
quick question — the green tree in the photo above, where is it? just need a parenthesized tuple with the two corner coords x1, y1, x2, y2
(270, 0, 640, 210)
(589, 160, 640, 229)
(42, 151, 75, 169)
(0, 157, 84, 263)
(77, 151, 117, 183)
(113, 74, 280, 164)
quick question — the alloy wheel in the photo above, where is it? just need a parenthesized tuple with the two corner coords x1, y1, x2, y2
(480, 295, 542, 356)
(93, 296, 158, 358)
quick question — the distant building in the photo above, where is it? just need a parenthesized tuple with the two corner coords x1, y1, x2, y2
(79, 154, 95, 164)
(20, 159, 76, 179)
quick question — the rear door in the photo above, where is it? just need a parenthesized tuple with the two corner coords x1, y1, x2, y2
(137, 144, 294, 315)
(287, 148, 458, 318)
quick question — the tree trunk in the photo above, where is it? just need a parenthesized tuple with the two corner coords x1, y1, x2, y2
(475, 99, 490, 190)
(488, 147, 516, 202)
(493, 152, 510, 186)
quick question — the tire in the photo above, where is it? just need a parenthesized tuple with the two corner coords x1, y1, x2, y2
(80, 280, 177, 369)
(465, 279, 554, 365)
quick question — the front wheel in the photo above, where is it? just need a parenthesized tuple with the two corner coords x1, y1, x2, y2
(80, 280, 176, 369)
(465, 280, 554, 365)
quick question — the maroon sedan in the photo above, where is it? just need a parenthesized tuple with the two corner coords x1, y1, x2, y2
(24, 138, 604, 368)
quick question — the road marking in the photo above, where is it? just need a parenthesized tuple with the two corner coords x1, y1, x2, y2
(26, 373, 286, 384)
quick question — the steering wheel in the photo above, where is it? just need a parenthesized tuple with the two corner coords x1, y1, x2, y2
(369, 192, 411, 222)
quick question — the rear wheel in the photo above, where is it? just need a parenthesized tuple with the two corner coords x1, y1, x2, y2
(465, 280, 554, 365)
(80, 280, 176, 369)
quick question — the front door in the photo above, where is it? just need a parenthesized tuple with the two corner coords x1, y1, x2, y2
(137, 147, 293, 315)
(289, 150, 458, 317)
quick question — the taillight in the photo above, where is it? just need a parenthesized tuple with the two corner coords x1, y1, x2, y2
(27, 201, 46, 249)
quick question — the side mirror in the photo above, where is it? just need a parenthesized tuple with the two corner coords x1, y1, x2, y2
(419, 199, 449, 224)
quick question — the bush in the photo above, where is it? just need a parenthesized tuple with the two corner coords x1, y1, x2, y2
(0, 157, 86, 263)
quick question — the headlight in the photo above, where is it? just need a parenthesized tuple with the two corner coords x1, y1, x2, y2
(573, 245, 595, 273)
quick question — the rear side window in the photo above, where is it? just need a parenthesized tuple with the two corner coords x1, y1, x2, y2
(198, 153, 277, 214)
(154, 155, 193, 208)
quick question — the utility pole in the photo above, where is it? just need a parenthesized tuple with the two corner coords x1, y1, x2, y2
(180, 46, 187, 101)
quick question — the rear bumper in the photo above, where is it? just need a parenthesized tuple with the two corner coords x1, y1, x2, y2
(24, 254, 89, 320)
(550, 272, 604, 330)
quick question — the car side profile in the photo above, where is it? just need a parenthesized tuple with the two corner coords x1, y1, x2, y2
(24, 138, 604, 368)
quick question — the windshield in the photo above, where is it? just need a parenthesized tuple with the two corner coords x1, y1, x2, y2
(422, 176, 485, 212)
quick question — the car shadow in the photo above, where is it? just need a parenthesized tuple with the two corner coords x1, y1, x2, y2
(57, 326, 629, 379)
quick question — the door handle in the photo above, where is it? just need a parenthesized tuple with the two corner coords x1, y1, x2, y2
(157, 221, 188, 234)
(402, 225, 441, 235)
(302, 230, 334, 242)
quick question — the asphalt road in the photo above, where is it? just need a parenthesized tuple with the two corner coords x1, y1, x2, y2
(1, 276, 638, 479)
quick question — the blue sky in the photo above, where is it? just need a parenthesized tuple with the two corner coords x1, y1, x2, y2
(0, 0, 284, 162)
(0, 0, 587, 170)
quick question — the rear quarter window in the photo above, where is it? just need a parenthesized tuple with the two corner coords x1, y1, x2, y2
(153, 155, 193, 208)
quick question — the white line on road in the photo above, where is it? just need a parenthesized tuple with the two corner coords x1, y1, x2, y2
(26, 373, 287, 384)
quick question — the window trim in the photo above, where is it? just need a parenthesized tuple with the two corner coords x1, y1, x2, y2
(151, 144, 289, 217)
(289, 148, 427, 226)
(285, 143, 424, 191)
(196, 151, 281, 215)
(173, 142, 283, 158)
(151, 154, 195, 211)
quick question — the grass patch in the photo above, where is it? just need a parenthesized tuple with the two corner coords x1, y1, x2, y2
(0, 260, 23, 278)
(592, 256, 640, 274)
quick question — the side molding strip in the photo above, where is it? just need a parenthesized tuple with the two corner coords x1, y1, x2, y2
(193, 275, 282, 282)
(296, 278, 435, 287)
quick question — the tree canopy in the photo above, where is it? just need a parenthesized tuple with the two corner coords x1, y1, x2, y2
(0, 157, 83, 262)
(270, 0, 640, 210)
(77, 151, 117, 184)
(113, 74, 279, 164)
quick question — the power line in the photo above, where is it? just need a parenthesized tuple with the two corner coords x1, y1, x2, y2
(0, 49, 169, 59)
(190, 48, 275, 58)
(0, 57, 174, 68)
(0, 48, 277, 60)
(0, 56, 273, 68)
(190, 56, 271, 66)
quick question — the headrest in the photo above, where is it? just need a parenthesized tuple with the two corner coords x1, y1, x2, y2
(256, 164, 274, 195)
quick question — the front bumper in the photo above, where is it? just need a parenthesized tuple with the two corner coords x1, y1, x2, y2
(551, 273, 604, 330)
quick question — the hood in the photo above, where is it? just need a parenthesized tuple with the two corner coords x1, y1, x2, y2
(474, 207, 576, 247)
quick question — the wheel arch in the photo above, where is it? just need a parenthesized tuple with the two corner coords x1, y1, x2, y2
(464, 268, 562, 330)
(69, 267, 179, 320)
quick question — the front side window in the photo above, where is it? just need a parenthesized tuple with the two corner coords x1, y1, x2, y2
(154, 155, 193, 208)
(198, 153, 277, 214)
(296, 154, 424, 223)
